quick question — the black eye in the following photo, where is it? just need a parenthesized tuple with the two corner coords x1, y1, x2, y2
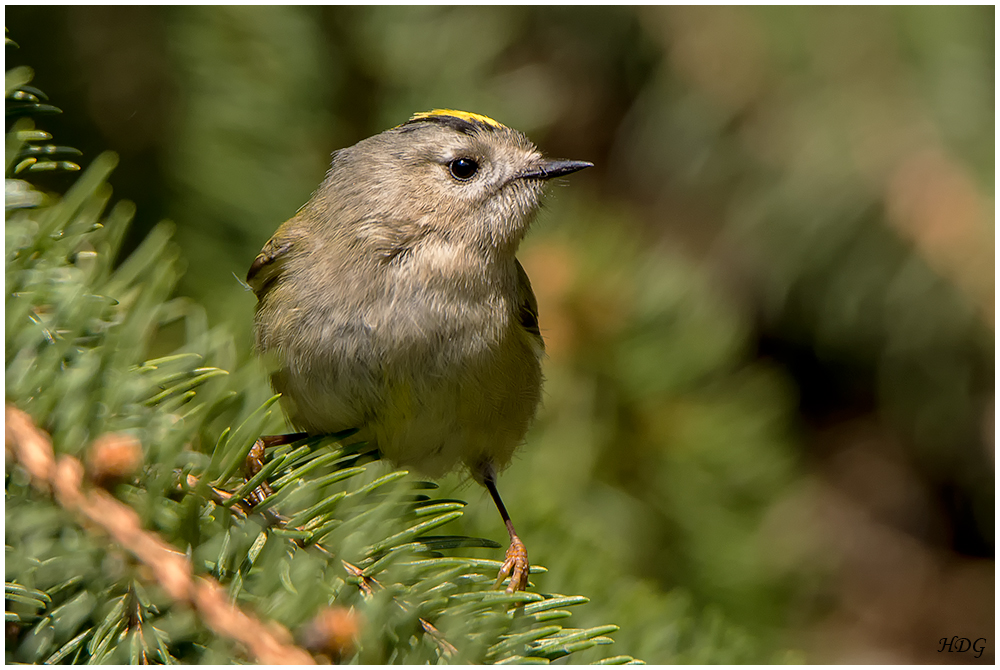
(448, 157, 478, 181)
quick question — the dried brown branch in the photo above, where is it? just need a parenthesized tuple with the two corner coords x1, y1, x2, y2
(4, 405, 315, 665)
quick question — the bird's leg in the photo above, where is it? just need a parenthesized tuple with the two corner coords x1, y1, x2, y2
(243, 432, 309, 506)
(484, 474, 529, 593)
(261, 432, 310, 448)
(246, 432, 310, 476)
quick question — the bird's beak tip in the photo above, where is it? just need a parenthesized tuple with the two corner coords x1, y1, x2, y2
(519, 159, 594, 180)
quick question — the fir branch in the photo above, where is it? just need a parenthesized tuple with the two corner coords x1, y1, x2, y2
(5, 405, 317, 665)
(5, 65, 81, 175)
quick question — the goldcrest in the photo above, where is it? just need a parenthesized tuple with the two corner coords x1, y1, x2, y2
(248, 109, 592, 591)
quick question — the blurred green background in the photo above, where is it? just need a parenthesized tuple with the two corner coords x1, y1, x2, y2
(7, 6, 993, 663)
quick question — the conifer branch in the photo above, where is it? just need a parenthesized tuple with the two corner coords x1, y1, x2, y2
(5, 405, 318, 665)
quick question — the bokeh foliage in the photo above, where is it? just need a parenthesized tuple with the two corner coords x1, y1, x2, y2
(6, 6, 993, 663)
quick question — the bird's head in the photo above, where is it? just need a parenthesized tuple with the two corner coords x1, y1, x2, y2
(315, 109, 593, 256)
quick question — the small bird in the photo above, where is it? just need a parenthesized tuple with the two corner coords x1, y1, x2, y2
(247, 109, 592, 592)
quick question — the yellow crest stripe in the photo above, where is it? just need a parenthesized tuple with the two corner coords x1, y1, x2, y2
(408, 109, 506, 129)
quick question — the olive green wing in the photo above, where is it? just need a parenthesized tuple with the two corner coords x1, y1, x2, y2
(246, 234, 293, 299)
(515, 259, 544, 352)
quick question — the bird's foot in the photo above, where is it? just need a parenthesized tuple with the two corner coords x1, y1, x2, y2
(241, 433, 307, 508)
(493, 534, 529, 593)
(242, 438, 272, 508)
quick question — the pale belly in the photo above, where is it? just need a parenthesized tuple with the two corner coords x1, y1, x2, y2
(270, 301, 542, 479)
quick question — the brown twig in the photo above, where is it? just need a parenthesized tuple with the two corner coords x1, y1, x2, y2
(420, 617, 459, 657)
(5, 405, 315, 665)
(341, 559, 457, 658)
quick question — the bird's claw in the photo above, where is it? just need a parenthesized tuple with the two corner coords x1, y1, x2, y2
(493, 534, 529, 593)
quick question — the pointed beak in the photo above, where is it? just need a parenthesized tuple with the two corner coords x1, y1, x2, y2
(517, 159, 594, 180)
